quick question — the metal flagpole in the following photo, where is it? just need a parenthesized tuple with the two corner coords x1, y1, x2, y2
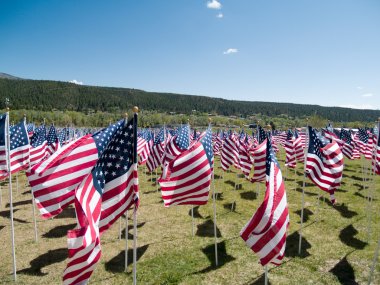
(119, 218, 122, 240)
(0, 184, 2, 210)
(125, 210, 129, 272)
(16, 173, 19, 195)
(6, 107, 17, 281)
(191, 207, 195, 236)
(264, 265, 268, 285)
(298, 121, 309, 255)
(132, 107, 139, 285)
(32, 196, 38, 242)
(368, 237, 380, 285)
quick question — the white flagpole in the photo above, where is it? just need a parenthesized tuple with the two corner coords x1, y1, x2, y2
(191, 206, 194, 236)
(125, 210, 129, 272)
(0, 184, 2, 210)
(119, 218, 122, 240)
(298, 122, 309, 255)
(368, 237, 380, 285)
(16, 172, 19, 195)
(32, 196, 38, 242)
(264, 265, 268, 285)
(6, 108, 17, 281)
(132, 107, 139, 285)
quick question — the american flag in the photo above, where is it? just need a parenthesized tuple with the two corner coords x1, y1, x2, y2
(284, 129, 296, 168)
(46, 125, 60, 157)
(221, 132, 239, 171)
(162, 125, 190, 174)
(27, 121, 124, 219)
(250, 136, 267, 183)
(57, 128, 68, 146)
(339, 129, 354, 159)
(0, 114, 8, 179)
(240, 138, 289, 266)
(9, 120, 30, 173)
(373, 124, 380, 175)
(137, 129, 152, 165)
(305, 127, 344, 204)
(294, 129, 305, 162)
(146, 128, 165, 172)
(257, 126, 266, 144)
(159, 127, 213, 206)
(63, 117, 139, 285)
(27, 123, 34, 138)
(29, 125, 48, 166)
(357, 128, 372, 159)
(211, 131, 222, 156)
(238, 135, 253, 178)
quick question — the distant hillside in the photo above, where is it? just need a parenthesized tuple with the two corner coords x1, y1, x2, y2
(0, 73, 22, 80)
(0, 77, 378, 122)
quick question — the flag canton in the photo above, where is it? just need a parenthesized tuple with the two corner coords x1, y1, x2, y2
(340, 129, 352, 145)
(258, 126, 267, 144)
(308, 127, 324, 160)
(31, 125, 46, 147)
(47, 125, 58, 145)
(265, 138, 279, 176)
(0, 114, 6, 146)
(154, 128, 165, 145)
(93, 120, 124, 155)
(27, 123, 34, 133)
(10, 121, 28, 150)
(358, 128, 368, 143)
(57, 128, 66, 144)
(93, 119, 134, 193)
(176, 125, 190, 150)
(286, 129, 293, 140)
(201, 127, 214, 167)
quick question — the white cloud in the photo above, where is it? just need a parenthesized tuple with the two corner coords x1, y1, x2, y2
(69, 79, 83, 85)
(339, 104, 378, 110)
(216, 13, 223, 18)
(356, 86, 363, 90)
(207, 0, 222, 9)
(361, 93, 373, 97)
(223, 48, 238, 55)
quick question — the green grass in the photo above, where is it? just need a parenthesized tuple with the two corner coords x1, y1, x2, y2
(0, 152, 379, 284)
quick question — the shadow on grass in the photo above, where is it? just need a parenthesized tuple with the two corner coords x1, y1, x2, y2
(318, 198, 358, 219)
(285, 231, 311, 258)
(240, 191, 258, 201)
(215, 192, 224, 201)
(0, 225, 4, 232)
(6, 199, 32, 208)
(335, 188, 348, 193)
(189, 206, 203, 219)
(350, 175, 365, 182)
(247, 273, 273, 285)
(0, 209, 28, 223)
(22, 190, 30, 195)
(352, 183, 364, 191)
(354, 192, 374, 200)
(196, 219, 222, 238)
(339, 225, 367, 250)
(297, 181, 315, 187)
(214, 174, 222, 180)
(295, 187, 318, 197)
(224, 180, 237, 188)
(121, 222, 146, 240)
(56, 206, 76, 219)
(143, 190, 159, 195)
(104, 244, 149, 273)
(329, 256, 359, 285)
(294, 208, 313, 223)
(223, 202, 237, 213)
(42, 223, 77, 238)
(194, 241, 236, 274)
(18, 248, 67, 276)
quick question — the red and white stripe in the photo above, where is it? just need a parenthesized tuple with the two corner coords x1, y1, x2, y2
(29, 141, 47, 166)
(146, 142, 165, 172)
(284, 139, 296, 168)
(240, 161, 289, 266)
(137, 137, 151, 165)
(306, 141, 343, 204)
(221, 136, 239, 171)
(159, 141, 212, 206)
(27, 135, 99, 218)
(250, 139, 266, 183)
(238, 140, 252, 178)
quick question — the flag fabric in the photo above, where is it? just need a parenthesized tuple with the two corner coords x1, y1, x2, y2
(8, 119, 30, 174)
(63, 117, 139, 285)
(46, 125, 60, 157)
(240, 138, 289, 266)
(284, 129, 296, 168)
(357, 128, 371, 159)
(339, 129, 354, 159)
(27, 121, 124, 218)
(162, 125, 190, 171)
(146, 128, 165, 172)
(294, 129, 305, 162)
(137, 129, 152, 165)
(29, 125, 47, 166)
(238, 136, 253, 178)
(373, 123, 380, 175)
(27, 123, 34, 138)
(212, 132, 223, 156)
(220, 133, 239, 171)
(250, 138, 267, 183)
(0, 114, 8, 179)
(305, 127, 344, 204)
(159, 127, 213, 206)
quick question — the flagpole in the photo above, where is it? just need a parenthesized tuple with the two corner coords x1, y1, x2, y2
(6, 107, 17, 281)
(264, 265, 268, 285)
(125, 210, 129, 272)
(210, 119, 218, 267)
(298, 121, 309, 255)
(132, 107, 139, 285)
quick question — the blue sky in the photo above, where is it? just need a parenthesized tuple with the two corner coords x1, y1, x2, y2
(1, 0, 379, 110)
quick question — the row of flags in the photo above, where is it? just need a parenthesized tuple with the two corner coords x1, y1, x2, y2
(1, 113, 379, 283)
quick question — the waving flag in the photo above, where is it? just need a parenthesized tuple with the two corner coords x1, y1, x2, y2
(221, 132, 239, 171)
(46, 125, 60, 157)
(284, 129, 296, 168)
(339, 129, 354, 159)
(63, 117, 139, 285)
(238, 135, 253, 178)
(27, 121, 124, 218)
(250, 135, 267, 183)
(305, 127, 344, 204)
(137, 129, 152, 165)
(241, 138, 289, 266)
(159, 127, 213, 206)
(294, 129, 305, 162)
(29, 125, 47, 166)
(373, 123, 380, 175)
(0, 114, 8, 179)
(146, 128, 165, 172)
(358, 128, 371, 159)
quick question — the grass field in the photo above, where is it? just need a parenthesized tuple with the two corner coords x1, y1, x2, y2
(0, 152, 379, 285)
